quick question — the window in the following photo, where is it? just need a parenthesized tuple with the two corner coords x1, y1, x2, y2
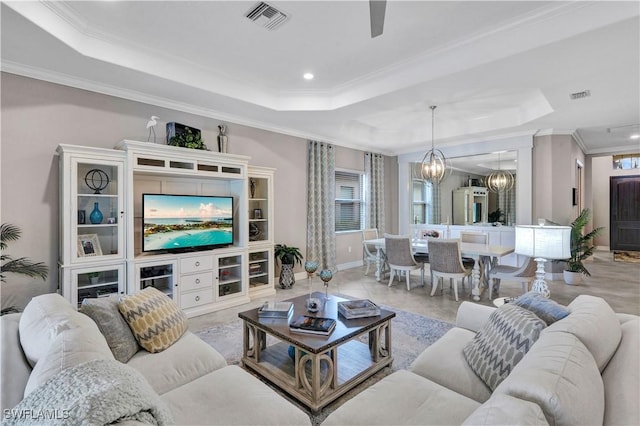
(412, 178, 434, 224)
(335, 170, 365, 232)
(613, 153, 640, 170)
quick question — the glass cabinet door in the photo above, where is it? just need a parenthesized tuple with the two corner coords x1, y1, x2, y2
(216, 252, 244, 299)
(72, 159, 124, 263)
(68, 264, 125, 308)
(135, 261, 177, 301)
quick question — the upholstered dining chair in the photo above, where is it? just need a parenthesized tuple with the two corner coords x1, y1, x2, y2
(384, 234, 425, 291)
(428, 239, 472, 301)
(487, 256, 537, 300)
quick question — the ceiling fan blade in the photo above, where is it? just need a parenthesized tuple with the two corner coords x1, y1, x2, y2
(369, 0, 386, 38)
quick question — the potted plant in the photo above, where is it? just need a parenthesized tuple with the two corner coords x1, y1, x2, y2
(88, 271, 100, 284)
(1, 223, 48, 314)
(168, 127, 207, 150)
(560, 208, 604, 285)
(274, 244, 303, 289)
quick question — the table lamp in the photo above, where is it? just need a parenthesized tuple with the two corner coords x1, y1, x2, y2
(515, 224, 571, 298)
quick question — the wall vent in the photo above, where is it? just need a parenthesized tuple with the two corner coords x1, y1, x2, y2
(570, 90, 591, 100)
(245, 2, 289, 30)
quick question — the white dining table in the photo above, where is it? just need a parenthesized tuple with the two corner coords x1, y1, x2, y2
(364, 238, 515, 301)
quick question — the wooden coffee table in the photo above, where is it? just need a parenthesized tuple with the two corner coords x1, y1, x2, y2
(238, 292, 395, 412)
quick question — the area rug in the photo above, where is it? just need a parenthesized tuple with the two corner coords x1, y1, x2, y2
(195, 305, 454, 425)
(614, 251, 640, 263)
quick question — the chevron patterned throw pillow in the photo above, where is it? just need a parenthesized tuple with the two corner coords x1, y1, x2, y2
(463, 303, 546, 391)
(118, 287, 188, 353)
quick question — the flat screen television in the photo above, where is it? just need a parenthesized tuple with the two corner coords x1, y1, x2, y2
(142, 194, 234, 253)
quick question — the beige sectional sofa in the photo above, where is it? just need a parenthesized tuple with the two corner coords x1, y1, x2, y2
(324, 295, 639, 426)
(1, 293, 311, 425)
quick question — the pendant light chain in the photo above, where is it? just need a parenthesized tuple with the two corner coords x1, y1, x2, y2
(420, 105, 448, 184)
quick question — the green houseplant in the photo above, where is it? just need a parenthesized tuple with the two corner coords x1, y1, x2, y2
(168, 127, 207, 150)
(1, 223, 49, 314)
(274, 244, 303, 289)
(560, 208, 604, 284)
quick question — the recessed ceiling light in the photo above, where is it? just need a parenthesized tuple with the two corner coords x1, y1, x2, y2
(630, 134, 640, 140)
(303, 73, 314, 80)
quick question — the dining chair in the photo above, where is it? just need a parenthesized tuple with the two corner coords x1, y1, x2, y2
(459, 231, 488, 271)
(428, 239, 472, 301)
(413, 230, 439, 286)
(362, 228, 385, 276)
(487, 256, 537, 300)
(384, 234, 425, 291)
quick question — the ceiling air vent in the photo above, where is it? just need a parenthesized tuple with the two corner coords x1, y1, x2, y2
(245, 2, 289, 30)
(570, 90, 591, 100)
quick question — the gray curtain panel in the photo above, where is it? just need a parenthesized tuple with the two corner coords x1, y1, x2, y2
(365, 152, 385, 234)
(498, 182, 516, 226)
(431, 182, 441, 224)
(306, 141, 337, 272)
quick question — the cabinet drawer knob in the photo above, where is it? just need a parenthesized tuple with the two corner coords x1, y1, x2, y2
(195, 296, 200, 302)
(195, 278, 200, 284)
(195, 261, 200, 267)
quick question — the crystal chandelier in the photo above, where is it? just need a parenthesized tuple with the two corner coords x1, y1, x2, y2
(420, 105, 448, 184)
(486, 152, 515, 192)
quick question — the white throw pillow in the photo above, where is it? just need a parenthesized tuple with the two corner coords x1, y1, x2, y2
(24, 322, 114, 396)
(18, 293, 90, 367)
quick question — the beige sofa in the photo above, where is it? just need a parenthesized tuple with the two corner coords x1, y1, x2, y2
(325, 295, 639, 425)
(1, 293, 311, 425)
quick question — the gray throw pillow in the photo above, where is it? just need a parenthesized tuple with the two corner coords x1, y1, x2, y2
(463, 303, 546, 391)
(80, 295, 139, 363)
(513, 291, 570, 325)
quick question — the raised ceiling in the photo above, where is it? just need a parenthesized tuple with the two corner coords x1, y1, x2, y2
(2, 1, 639, 156)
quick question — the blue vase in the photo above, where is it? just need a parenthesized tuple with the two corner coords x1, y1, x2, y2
(89, 202, 103, 224)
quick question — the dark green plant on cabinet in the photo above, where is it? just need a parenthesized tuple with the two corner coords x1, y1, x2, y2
(168, 127, 207, 150)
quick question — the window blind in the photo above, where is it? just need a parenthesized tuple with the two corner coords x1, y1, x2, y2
(335, 170, 364, 232)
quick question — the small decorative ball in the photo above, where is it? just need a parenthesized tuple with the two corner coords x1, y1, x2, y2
(319, 269, 333, 283)
(304, 261, 318, 274)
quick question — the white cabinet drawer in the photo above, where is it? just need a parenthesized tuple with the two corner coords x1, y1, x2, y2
(180, 289, 213, 310)
(180, 272, 213, 293)
(180, 255, 213, 274)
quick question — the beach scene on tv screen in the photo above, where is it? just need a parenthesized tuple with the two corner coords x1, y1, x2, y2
(143, 195, 233, 251)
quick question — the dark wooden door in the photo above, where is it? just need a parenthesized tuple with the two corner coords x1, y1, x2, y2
(610, 175, 640, 251)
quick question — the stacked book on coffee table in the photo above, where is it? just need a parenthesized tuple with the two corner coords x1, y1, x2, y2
(289, 315, 336, 336)
(258, 301, 294, 320)
(337, 299, 381, 319)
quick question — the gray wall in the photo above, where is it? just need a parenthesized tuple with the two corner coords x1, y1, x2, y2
(1, 72, 397, 310)
(532, 134, 585, 225)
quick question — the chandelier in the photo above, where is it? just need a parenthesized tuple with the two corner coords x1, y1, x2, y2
(420, 105, 448, 184)
(486, 152, 515, 192)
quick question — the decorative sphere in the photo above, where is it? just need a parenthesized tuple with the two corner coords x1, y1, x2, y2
(84, 169, 110, 194)
(319, 269, 333, 283)
(304, 261, 318, 274)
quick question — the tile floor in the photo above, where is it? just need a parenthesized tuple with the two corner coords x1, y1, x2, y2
(189, 250, 640, 332)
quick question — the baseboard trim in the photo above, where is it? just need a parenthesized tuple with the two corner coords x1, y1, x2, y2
(337, 260, 364, 271)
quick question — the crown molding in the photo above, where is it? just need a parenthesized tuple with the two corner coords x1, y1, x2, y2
(572, 130, 589, 153)
(534, 128, 576, 137)
(1, 62, 398, 156)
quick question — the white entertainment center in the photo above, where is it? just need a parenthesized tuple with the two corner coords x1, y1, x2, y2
(57, 140, 275, 317)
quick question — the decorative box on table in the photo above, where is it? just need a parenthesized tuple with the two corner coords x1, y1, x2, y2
(338, 299, 381, 319)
